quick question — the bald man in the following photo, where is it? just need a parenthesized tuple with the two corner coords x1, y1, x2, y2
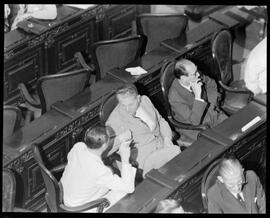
(168, 59, 227, 141)
(207, 156, 265, 213)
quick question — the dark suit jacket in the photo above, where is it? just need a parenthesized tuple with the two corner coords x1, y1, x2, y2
(168, 75, 226, 140)
(207, 170, 266, 213)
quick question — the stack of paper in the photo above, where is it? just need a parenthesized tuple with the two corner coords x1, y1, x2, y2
(125, 66, 148, 76)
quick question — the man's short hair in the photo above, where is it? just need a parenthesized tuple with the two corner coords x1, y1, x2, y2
(174, 59, 191, 79)
(116, 83, 138, 98)
(155, 199, 181, 213)
(84, 125, 109, 149)
(218, 154, 243, 179)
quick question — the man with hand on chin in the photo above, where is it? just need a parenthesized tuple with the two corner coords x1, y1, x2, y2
(168, 59, 228, 142)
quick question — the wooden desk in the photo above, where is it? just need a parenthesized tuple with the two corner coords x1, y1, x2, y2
(3, 109, 72, 211)
(106, 99, 266, 213)
(253, 93, 266, 106)
(160, 19, 225, 53)
(4, 4, 150, 105)
(51, 74, 124, 119)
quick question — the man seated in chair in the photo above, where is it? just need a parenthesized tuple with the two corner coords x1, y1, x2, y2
(207, 155, 265, 213)
(106, 83, 180, 177)
(168, 59, 228, 142)
(243, 37, 266, 96)
(60, 125, 136, 212)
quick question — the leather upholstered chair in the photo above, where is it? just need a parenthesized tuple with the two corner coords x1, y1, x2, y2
(2, 168, 31, 212)
(91, 35, 146, 81)
(3, 105, 23, 139)
(136, 13, 188, 54)
(160, 61, 208, 144)
(31, 143, 110, 212)
(211, 29, 253, 115)
(201, 158, 221, 212)
(18, 68, 90, 117)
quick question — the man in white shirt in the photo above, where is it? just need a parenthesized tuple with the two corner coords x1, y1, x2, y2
(106, 83, 180, 177)
(244, 37, 267, 95)
(60, 125, 136, 212)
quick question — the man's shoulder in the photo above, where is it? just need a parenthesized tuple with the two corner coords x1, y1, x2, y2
(207, 181, 221, 198)
(245, 170, 258, 182)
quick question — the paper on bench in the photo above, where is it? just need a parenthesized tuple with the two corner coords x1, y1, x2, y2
(241, 116, 261, 132)
(125, 66, 148, 76)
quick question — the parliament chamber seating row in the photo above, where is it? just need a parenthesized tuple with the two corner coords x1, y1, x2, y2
(3, 5, 266, 212)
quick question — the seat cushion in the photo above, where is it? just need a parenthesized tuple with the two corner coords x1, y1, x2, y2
(223, 91, 251, 114)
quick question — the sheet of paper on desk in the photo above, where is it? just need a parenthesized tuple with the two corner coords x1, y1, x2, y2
(241, 116, 261, 132)
(237, 6, 257, 10)
(125, 66, 148, 76)
(64, 4, 96, 9)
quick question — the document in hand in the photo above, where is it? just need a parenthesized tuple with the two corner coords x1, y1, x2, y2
(125, 66, 148, 76)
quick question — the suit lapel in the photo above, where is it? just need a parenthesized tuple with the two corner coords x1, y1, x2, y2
(175, 79, 195, 104)
(218, 181, 248, 213)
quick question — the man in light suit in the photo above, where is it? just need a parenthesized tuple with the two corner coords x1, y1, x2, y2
(207, 155, 265, 213)
(168, 59, 227, 141)
(106, 83, 180, 176)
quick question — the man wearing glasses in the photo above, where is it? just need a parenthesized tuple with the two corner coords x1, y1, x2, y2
(207, 155, 265, 213)
(168, 59, 227, 142)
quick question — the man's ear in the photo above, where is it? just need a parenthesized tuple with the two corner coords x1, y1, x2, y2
(217, 176, 224, 183)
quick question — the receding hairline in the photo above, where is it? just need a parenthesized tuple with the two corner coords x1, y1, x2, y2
(219, 158, 243, 179)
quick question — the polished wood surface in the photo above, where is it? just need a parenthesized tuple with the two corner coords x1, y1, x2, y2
(3, 6, 266, 212)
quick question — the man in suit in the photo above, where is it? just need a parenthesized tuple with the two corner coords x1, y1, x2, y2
(106, 83, 180, 176)
(207, 155, 265, 213)
(168, 59, 227, 141)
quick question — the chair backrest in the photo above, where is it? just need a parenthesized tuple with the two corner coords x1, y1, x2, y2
(2, 168, 16, 212)
(160, 61, 176, 118)
(37, 68, 90, 114)
(92, 35, 146, 81)
(136, 13, 188, 53)
(99, 92, 118, 125)
(3, 105, 22, 138)
(201, 158, 221, 211)
(31, 143, 61, 212)
(211, 29, 233, 85)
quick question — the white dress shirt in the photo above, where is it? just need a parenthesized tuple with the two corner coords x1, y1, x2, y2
(60, 142, 136, 209)
(244, 37, 267, 95)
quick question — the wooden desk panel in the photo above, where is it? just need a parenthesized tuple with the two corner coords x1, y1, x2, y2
(3, 109, 72, 210)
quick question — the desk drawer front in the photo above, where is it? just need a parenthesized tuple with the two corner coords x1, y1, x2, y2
(55, 20, 95, 72)
(4, 46, 44, 103)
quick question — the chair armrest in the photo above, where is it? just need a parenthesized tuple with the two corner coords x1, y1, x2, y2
(59, 198, 110, 212)
(50, 163, 66, 173)
(74, 52, 96, 85)
(218, 81, 253, 94)
(74, 52, 95, 72)
(169, 116, 208, 131)
(18, 83, 41, 108)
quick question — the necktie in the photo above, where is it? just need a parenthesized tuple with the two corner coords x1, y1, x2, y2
(237, 193, 246, 209)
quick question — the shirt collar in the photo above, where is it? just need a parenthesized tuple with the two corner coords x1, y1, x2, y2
(178, 80, 192, 92)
